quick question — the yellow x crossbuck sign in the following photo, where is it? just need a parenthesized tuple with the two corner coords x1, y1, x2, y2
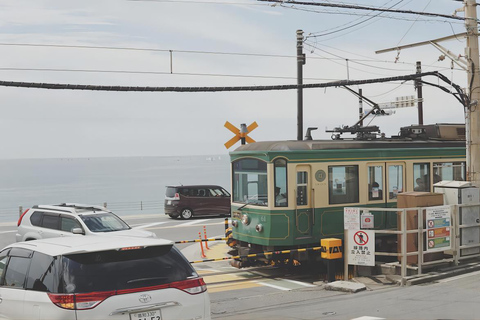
(224, 121, 258, 149)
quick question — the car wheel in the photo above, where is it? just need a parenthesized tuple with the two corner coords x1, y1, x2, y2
(180, 208, 193, 220)
(168, 213, 179, 219)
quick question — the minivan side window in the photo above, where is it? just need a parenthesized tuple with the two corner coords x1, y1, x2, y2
(26, 252, 57, 292)
(4, 256, 31, 288)
(0, 250, 9, 286)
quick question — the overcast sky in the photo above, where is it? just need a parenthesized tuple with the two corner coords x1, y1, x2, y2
(0, 0, 470, 159)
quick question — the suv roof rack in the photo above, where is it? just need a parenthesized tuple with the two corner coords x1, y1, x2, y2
(32, 203, 110, 214)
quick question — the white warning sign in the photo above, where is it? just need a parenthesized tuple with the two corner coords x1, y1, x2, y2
(347, 229, 375, 266)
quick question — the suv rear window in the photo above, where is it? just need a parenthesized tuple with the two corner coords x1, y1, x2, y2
(61, 245, 196, 293)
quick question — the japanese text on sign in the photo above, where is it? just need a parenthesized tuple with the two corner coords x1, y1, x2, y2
(347, 229, 375, 266)
(344, 208, 360, 230)
(426, 205, 451, 252)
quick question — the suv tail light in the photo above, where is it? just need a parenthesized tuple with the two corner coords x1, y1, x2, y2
(47, 278, 207, 310)
(17, 209, 29, 226)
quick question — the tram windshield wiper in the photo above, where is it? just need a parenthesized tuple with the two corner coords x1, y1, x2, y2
(238, 203, 250, 210)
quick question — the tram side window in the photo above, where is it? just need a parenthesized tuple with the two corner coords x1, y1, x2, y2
(328, 165, 359, 204)
(297, 172, 308, 206)
(388, 165, 403, 199)
(232, 159, 268, 206)
(368, 166, 383, 200)
(413, 163, 430, 192)
(274, 159, 288, 207)
(433, 162, 466, 182)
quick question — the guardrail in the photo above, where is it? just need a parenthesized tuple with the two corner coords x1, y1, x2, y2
(344, 204, 480, 285)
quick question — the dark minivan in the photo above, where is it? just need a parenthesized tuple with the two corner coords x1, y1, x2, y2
(164, 185, 231, 219)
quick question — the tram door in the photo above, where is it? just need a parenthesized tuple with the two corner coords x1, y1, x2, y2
(367, 162, 405, 229)
(295, 165, 313, 239)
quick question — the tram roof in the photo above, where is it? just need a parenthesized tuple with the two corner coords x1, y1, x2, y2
(232, 139, 466, 153)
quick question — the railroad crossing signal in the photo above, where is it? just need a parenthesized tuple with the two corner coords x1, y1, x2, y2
(224, 121, 258, 149)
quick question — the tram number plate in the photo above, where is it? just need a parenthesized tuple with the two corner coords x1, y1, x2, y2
(130, 310, 161, 320)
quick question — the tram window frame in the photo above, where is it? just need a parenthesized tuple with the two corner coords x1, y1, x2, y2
(232, 159, 268, 206)
(433, 162, 466, 182)
(296, 171, 308, 206)
(388, 164, 404, 200)
(328, 165, 359, 205)
(413, 163, 431, 192)
(274, 159, 288, 207)
(368, 166, 383, 201)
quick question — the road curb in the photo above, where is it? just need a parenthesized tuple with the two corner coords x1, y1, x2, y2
(404, 261, 480, 285)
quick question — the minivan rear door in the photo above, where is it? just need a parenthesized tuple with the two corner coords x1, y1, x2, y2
(63, 245, 210, 320)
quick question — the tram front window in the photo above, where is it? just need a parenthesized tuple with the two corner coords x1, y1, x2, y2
(233, 159, 268, 206)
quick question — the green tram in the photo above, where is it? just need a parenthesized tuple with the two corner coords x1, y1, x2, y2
(228, 124, 466, 265)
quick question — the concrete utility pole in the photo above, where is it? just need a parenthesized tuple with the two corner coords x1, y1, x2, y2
(465, 0, 480, 186)
(297, 30, 305, 141)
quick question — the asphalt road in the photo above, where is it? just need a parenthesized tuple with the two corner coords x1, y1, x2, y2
(3, 214, 480, 320)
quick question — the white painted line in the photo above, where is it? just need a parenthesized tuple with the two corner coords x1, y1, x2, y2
(254, 281, 290, 291)
(281, 279, 317, 287)
(177, 219, 209, 227)
(0, 230, 16, 234)
(132, 222, 168, 229)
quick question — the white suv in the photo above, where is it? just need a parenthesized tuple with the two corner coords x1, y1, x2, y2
(0, 236, 211, 320)
(16, 203, 155, 242)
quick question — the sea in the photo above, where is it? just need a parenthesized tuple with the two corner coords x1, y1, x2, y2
(0, 155, 230, 223)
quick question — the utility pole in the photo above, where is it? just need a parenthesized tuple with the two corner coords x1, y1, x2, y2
(297, 30, 305, 141)
(415, 61, 424, 125)
(358, 88, 363, 127)
(465, 0, 480, 186)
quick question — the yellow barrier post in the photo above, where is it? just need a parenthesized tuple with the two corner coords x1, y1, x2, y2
(321, 238, 343, 282)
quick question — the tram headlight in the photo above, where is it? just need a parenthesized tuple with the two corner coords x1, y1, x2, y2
(241, 214, 250, 225)
(232, 220, 238, 228)
(255, 224, 263, 232)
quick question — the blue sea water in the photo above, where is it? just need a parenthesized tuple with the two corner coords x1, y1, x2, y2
(0, 155, 230, 222)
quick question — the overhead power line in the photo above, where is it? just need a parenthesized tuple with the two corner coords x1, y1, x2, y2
(0, 71, 465, 105)
(257, 0, 469, 21)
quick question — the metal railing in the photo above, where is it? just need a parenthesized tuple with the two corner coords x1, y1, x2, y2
(344, 204, 480, 285)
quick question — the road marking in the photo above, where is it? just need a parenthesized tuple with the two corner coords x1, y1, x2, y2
(146, 220, 226, 231)
(254, 281, 290, 291)
(0, 230, 16, 234)
(132, 222, 168, 229)
(281, 278, 316, 287)
(176, 219, 209, 227)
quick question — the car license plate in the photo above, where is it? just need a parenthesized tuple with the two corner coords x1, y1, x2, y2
(130, 309, 161, 320)
(167, 200, 171, 205)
